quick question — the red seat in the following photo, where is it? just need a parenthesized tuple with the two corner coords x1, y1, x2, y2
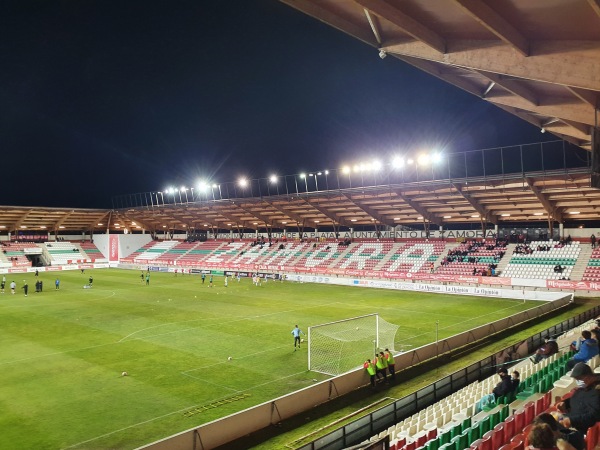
(523, 401, 535, 425)
(514, 409, 526, 431)
(403, 441, 416, 450)
(587, 422, 600, 450)
(493, 422, 506, 448)
(504, 415, 516, 440)
(510, 433, 525, 450)
(478, 433, 493, 450)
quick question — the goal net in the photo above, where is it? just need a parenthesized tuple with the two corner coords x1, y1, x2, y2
(308, 313, 399, 376)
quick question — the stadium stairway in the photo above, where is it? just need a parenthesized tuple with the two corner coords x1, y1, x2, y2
(495, 243, 516, 276)
(571, 242, 593, 281)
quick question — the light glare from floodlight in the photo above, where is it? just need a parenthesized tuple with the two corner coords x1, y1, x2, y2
(300, 173, 306, 179)
(431, 152, 442, 163)
(342, 166, 350, 174)
(324, 170, 329, 175)
(417, 154, 430, 166)
(371, 160, 382, 171)
(269, 175, 277, 183)
(392, 156, 404, 168)
(238, 178, 248, 187)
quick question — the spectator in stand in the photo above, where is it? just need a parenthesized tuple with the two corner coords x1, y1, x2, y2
(532, 335, 559, 364)
(533, 413, 583, 450)
(527, 422, 577, 450)
(511, 370, 520, 392)
(492, 367, 514, 399)
(566, 330, 599, 370)
(556, 362, 600, 442)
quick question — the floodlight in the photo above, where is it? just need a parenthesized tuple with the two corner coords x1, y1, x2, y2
(407, 158, 414, 165)
(308, 173, 313, 177)
(212, 183, 218, 188)
(350, 219, 357, 222)
(314, 220, 320, 223)
(443, 215, 451, 219)
(238, 178, 248, 187)
(342, 166, 350, 174)
(501, 213, 511, 217)
(180, 186, 186, 192)
(281, 221, 287, 224)
(353, 165, 360, 173)
(533, 212, 544, 216)
(324, 170, 329, 175)
(391, 156, 404, 169)
(300, 173, 306, 179)
(378, 49, 387, 59)
(570, 211, 581, 214)
(317, 172, 322, 176)
(371, 160, 382, 171)
(197, 181, 208, 192)
(431, 152, 442, 163)
(269, 175, 277, 183)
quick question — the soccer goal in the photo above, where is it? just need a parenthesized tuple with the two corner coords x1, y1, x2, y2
(308, 313, 399, 376)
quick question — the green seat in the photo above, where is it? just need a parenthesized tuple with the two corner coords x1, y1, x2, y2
(468, 425, 481, 443)
(426, 438, 440, 450)
(478, 415, 491, 435)
(452, 431, 469, 450)
(461, 417, 472, 433)
(449, 422, 462, 440)
(499, 404, 510, 422)
(439, 430, 451, 445)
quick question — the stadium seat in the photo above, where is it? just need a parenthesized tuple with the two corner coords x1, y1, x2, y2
(510, 433, 525, 450)
(586, 422, 600, 450)
(493, 422, 506, 448)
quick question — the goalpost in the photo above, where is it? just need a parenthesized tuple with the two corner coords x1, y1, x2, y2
(308, 313, 400, 376)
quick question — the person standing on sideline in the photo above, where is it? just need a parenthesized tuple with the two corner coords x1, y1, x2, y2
(375, 353, 387, 383)
(201, 273, 205, 284)
(140, 271, 145, 282)
(224, 275, 228, 287)
(22, 281, 28, 297)
(0, 279, 5, 294)
(237, 272, 241, 282)
(10, 280, 16, 294)
(364, 359, 376, 387)
(209, 275, 213, 288)
(145, 273, 150, 285)
(35, 269, 39, 277)
(384, 348, 396, 380)
(291, 325, 305, 351)
(55, 278, 60, 290)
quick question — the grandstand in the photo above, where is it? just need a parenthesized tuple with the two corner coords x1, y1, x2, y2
(1, 0, 600, 448)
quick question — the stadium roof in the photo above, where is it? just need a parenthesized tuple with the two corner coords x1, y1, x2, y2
(1, 167, 598, 233)
(280, 0, 600, 150)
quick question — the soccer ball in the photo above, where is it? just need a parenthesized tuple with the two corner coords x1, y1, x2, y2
(356, 327, 359, 330)
(300, 338, 305, 343)
(121, 371, 128, 377)
(227, 356, 232, 361)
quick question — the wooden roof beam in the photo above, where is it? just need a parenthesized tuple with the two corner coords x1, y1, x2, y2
(525, 178, 563, 222)
(452, 0, 529, 56)
(588, 0, 600, 20)
(476, 70, 538, 105)
(566, 86, 599, 108)
(260, 198, 307, 227)
(302, 197, 349, 227)
(341, 193, 395, 227)
(453, 183, 498, 225)
(354, 0, 446, 53)
(395, 192, 441, 226)
(382, 39, 600, 91)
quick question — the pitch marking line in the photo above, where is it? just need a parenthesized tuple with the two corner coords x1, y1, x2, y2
(61, 369, 310, 450)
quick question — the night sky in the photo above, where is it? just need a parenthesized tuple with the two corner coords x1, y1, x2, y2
(1, 0, 557, 209)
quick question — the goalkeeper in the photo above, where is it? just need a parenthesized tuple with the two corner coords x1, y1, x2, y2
(291, 325, 305, 351)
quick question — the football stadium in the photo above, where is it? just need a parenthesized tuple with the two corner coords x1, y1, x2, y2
(3, 1, 600, 450)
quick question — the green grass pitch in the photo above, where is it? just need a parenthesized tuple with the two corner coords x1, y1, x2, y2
(0, 269, 538, 449)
